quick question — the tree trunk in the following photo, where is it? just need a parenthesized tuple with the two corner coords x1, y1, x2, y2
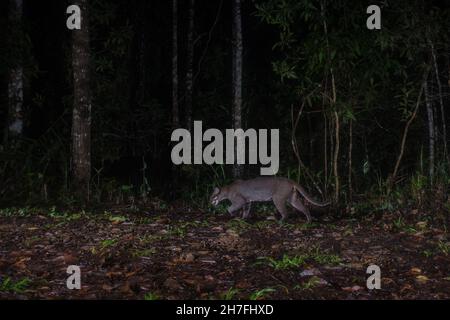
(71, 0, 92, 202)
(390, 70, 428, 185)
(172, 0, 179, 128)
(424, 79, 435, 183)
(185, 0, 195, 132)
(430, 41, 447, 157)
(321, 0, 339, 202)
(348, 118, 353, 202)
(7, 0, 24, 143)
(323, 102, 328, 190)
(333, 109, 340, 202)
(232, 0, 243, 178)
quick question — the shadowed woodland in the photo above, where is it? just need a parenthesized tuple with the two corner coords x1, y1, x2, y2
(0, 0, 449, 299)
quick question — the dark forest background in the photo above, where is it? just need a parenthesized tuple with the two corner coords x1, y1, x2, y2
(0, 0, 449, 214)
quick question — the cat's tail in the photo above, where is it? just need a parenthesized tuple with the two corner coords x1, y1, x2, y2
(293, 183, 331, 207)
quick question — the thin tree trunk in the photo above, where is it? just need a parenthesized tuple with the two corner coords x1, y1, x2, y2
(348, 118, 353, 202)
(307, 114, 314, 166)
(323, 101, 328, 190)
(332, 78, 339, 202)
(232, 0, 243, 178)
(424, 79, 435, 183)
(390, 70, 428, 184)
(185, 0, 195, 132)
(172, 0, 179, 128)
(291, 101, 324, 197)
(430, 41, 447, 157)
(321, 0, 339, 202)
(7, 0, 24, 142)
(329, 111, 334, 187)
(71, 0, 92, 202)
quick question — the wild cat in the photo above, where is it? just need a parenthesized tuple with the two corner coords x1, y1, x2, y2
(210, 177, 330, 222)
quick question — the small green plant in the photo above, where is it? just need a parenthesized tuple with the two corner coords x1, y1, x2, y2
(220, 287, 239, 300)
(137, 217, 152, 224)
(166, 225, 187, 238)
(156, 200, 168, 210)
(392, 217, 417, 234)
(437, 241, 450, 256)
(0, 277, 31, 294)
(24, 235, 41, 247)
(139, 234, 163, 244)
(0, 207, 38, 217)
(410, 173, 426, 205)
(294, 276, 322, 290)
(49, 206, 65, 217)
(257, 247, 341, 271)
(309, 247, 341, 265)
(226, 218, 253, 233)
(100, 238, 118, 249)
(422, 250, 433, 258)
(144, 292, 160, 300)
(256, 254, 307, 270)
(249, 288, 276, 300)
(109, 215, 127, 223)
(297, 222, 319, 230)
(132, 248, 156, 257)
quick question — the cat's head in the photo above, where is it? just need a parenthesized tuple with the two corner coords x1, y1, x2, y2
(210, 187, 227, 206)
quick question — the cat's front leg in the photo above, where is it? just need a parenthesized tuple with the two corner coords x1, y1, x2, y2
(242, 202, 252, 219)
(227, 195, 246, 217)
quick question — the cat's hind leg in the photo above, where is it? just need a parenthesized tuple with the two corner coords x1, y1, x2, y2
(288, 192, 312, 223)
(273, 195, 289, 222)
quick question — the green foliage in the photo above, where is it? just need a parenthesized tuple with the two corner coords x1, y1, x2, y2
(256, 248, 341, 270)
(143, 292, 160, 300)
(255, 0, 450, 206)
(309, 247, 341, 265)
(249, 288, 276, 300)
(100, 238, 118, 249)
(392, 217, 418, 234)
(226, 218, 253, 233)
(294, 276, 322, 291)
(132, 248, 156, 258)
(0, 277, 31, 294)
(220, 287, 240, 300)
(1, 0, 449, 212)
(257, 254, 307, 270)
(437, 241, 450, 256)
(109, 215, 128, 223)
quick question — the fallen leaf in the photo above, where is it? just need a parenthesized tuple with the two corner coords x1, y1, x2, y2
(400, 284, 413, 292)
(416, 221, 427, 229)
(410, 267, 422, 274)
(416, 275, 429, 283)
(13, 257, 30, 270)
(342, 285, 363, 292)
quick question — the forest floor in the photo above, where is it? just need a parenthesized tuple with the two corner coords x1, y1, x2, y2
(0, 204, 449, 300)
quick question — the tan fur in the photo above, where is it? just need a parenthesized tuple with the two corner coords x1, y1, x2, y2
(210, 177, 330, 222)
